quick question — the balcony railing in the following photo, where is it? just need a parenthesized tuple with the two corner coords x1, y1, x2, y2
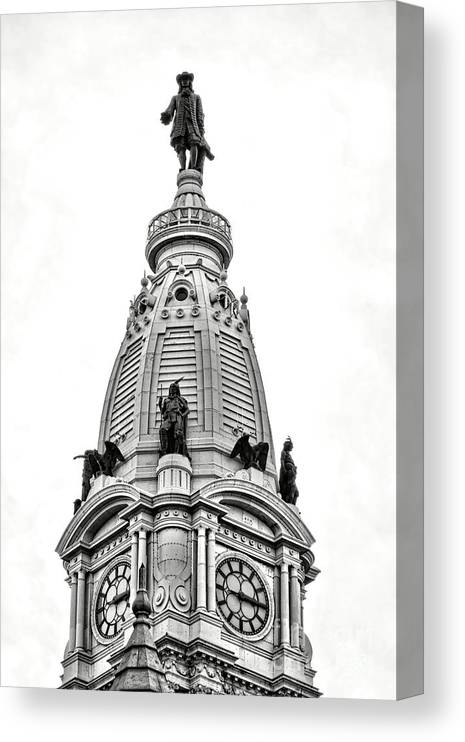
(147, 206, 232, 242)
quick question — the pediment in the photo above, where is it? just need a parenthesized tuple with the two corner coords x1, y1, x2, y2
(223, 504, 275, 538)
(199, 478, 315, 546)
(56, 483, 139, 557)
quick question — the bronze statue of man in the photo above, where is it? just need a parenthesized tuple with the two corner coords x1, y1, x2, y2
(158, 379, 190, 458)
(279, 437, 299, 505)
(160, 71, 214, 173)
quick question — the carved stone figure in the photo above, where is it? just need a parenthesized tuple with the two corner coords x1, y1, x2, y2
(126, 298, 136, 330)
(229, 433, 269, 472)
(279, 437, 299, 505)
(158, 378, 190, 458)
(160, 71, 214, 173)
(73, 441, 125, 503)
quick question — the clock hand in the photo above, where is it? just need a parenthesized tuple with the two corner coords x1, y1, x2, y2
(108, 589, 130, 606)
(235, 590, 267, 609)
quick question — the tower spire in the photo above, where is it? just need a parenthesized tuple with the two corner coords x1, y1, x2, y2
(111, 588, 168, 692)
(57, 72, 319, 697)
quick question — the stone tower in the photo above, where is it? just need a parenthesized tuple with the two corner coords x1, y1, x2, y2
(56, 164, 321, 696)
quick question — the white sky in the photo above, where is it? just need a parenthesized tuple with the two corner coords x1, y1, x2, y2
(1, 1, 396, 698)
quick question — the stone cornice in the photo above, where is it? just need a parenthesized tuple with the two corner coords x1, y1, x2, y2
(56, 482, 141, 557)
(198, 477, 316, 546)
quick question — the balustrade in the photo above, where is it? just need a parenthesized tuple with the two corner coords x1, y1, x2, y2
(147, 206, 231, 241)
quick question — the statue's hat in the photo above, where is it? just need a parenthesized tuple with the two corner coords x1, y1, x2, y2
(176, 71, 194, 84)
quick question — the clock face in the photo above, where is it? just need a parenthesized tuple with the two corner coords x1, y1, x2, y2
(216, 556, 270, 637)
(95, 562, 131, 639)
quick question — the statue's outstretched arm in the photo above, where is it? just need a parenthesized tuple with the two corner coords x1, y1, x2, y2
(160, 96, 176, 125)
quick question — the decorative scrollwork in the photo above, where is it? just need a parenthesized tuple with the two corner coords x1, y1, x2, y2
(175, 585, 189, 606)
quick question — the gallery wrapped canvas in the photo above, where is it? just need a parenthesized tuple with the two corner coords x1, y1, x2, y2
(1, 1, 423, 699)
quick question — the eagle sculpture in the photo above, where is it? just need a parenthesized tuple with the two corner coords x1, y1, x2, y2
(229, 433, 269, 472)
(73, 441, 125, 506)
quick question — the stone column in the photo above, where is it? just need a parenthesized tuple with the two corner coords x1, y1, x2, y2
(280, 563, 290, 646)
(290, 565, 300, 648)
(191, 529, 198, 610)
(68, 573, 78, 653)
(146, 531, 153, 601)
(130, 532, 138, 603)
(75, 569, 86, 650)
(151, 530, 158, 603)
(207, 529, 216, 612)
(300, 587, 305, 650)
(273, 566, 281, 647)
(138, 529, 147, 588)
(196, 526, 207, 610)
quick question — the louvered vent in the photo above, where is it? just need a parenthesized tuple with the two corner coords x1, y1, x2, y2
(109, 337, 143, 440)
(156, 328, 198, 425)
(219, 332, 256, 434)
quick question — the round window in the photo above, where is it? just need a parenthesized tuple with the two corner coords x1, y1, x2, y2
(175, 287, 188, 302)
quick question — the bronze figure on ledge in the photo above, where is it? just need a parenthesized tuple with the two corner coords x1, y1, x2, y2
(229, 433, 269, 472)
(279, 437, 299, 505)
(160, 71, 214, 173)
(158, 378, 190, 458)
(73, 441, 125, 505)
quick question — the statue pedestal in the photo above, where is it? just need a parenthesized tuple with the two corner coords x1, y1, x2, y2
(88, 474, 115, 499)
(234, 467, 264, 486)
(156, 454, 192, 495)
(248, 467, 265, 486)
